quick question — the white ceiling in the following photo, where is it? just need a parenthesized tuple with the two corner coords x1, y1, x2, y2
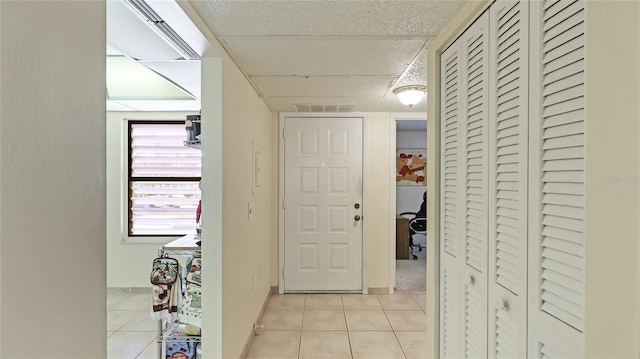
(106, 0, 203, 111)
(189, 0, 466, 113)
(107, 0, 466, 113)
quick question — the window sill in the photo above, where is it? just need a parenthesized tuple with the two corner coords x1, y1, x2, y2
(122, 235, 189, 245)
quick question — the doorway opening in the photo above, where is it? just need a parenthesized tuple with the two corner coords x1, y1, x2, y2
(391, 115, 427, 292)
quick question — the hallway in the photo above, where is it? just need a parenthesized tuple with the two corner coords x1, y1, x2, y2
(247, 292, 426, 359)
(107, 291, 426, 358)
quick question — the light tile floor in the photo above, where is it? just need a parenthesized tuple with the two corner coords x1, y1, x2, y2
(248, 292, 427, 359)
(107, 291, 427, 359)
(107, 291, 158, 359)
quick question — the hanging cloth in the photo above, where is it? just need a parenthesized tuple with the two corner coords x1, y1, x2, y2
(150, 256, 182, 322)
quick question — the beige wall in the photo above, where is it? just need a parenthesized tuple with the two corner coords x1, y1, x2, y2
(0, 1, 106, 357)
(106, 111, 198, 288)
(365, 113, 394, 290)
(219, 54, 275, 359)
(584, 2, 640, 357)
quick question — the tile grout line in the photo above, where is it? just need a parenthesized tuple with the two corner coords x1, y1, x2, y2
(297, 294, 306, 359)
(342, 295, 356, 359)
(381, 298, 411, 359)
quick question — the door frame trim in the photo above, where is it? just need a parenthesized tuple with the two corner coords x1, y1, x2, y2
(389, 113, 427, 293)
(278, 113, 368, 294)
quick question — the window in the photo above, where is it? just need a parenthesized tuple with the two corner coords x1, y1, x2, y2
(128, 120, 201, 236)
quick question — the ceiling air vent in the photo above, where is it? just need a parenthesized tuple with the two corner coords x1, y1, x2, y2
(294, 104, 354, 112)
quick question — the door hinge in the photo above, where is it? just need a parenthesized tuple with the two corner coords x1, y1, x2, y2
(282, 198, 286, 209)
(282, 128, 286, 139)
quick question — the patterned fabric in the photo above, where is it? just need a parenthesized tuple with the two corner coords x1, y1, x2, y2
(150, 257, 182, 321)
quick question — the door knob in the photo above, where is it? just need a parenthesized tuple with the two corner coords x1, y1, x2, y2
(354, 215, 361, 221)
(466, 274, 475, 285)
(496, 298, 508, 311)
(354, 203, 360, 209)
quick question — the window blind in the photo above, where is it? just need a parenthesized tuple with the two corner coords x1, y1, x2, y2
(129, 122, 201, 236)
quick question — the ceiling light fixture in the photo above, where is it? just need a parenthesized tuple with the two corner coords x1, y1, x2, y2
(123, 0, 201, 60)
(393, 85, 427, 108)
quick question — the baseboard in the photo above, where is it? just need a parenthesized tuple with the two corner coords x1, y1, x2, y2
(239, 288, 272, 359)
(394, 290, 427, 295)
(107, 287, 150, 294)
(367, 287, 391, 294)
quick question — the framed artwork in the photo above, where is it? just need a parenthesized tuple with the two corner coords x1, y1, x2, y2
(396, 148, 426, 186)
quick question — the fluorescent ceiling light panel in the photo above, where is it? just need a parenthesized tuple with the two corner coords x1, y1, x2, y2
(107, 99, 201, 112)
(140, 60, 201, 99)
(107, 0, 182, 61)
(123, 0, 201, 60)
(107, 56, 194, 100)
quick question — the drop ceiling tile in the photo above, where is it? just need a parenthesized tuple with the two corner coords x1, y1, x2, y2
(221, 37, 426, 76)
(191, 1, 466, 37)
(396, 47, 428, 87)
(252, 76, 397, 98)
(262, 95, 427, 113)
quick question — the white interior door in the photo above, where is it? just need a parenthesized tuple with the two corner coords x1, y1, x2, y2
(528, 0, 586, 357)
(283, 116, 363, 292)
(461, 11, 490, 359)
(440, 40, 462, 359)
(439, 13, 491, 358)
(488, 1, 529, 357)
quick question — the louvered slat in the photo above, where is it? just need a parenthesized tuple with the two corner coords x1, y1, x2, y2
(465, 23, 487, 273)
(493, 0, 524, 297)
(443, 269, 459, 358)
(495, 309, 518, 359)
(465, 283, 484, 358)
(539, 342, 560, 359)
(538, 0, 585, 332)
(443, 48, 460, 258)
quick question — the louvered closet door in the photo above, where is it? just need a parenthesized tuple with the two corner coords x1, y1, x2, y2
(528, 0, 585, 357)
(487, 1, 529, 358)
(439, 40, 462, 359)
(460, 11, 490, 359)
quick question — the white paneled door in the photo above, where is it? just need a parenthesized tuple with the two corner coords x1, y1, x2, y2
(283, 117, 363, 292)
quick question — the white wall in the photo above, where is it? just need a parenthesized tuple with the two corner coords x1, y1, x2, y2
(396, 130, 427, 214)
(200, 55, 224, 359)
(218, 54, 275, 359)
(364, 113, 394, 290)
(106, 111, 198, 288)
(176, 3, 277, 357)
(0, 1, 106, 356)
(584, 1, 640, 357)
